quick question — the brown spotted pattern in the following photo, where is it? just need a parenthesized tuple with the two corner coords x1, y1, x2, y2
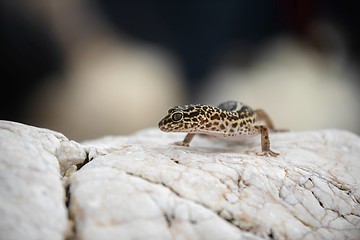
(159, 101, 280, 156)
(158, 101, 258, 137)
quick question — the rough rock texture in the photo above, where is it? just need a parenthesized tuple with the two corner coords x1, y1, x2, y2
(0, 121, 86, 240)
(0, 120, 359, 240)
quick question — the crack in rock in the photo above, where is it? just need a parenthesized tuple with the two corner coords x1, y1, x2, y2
(67, 167, 259, 239)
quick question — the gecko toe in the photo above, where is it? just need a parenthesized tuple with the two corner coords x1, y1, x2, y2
(257, 150, 279, 157)
(174, 141, 189, 147)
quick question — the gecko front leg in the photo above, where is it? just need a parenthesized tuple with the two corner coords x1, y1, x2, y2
(175, 133, 195, 147)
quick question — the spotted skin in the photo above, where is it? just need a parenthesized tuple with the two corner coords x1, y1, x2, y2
(158, 101, 280, 157)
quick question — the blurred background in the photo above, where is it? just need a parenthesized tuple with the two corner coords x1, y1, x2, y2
(1, 0, 359, 140)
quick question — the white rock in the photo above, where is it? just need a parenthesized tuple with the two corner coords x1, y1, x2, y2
(75, 128, 360, 239)
(1, 120, 360, 239)
(0, 121, 86, 240)
(70, 168, 258, 240)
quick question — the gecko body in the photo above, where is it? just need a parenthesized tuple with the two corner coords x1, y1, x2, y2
(158, 101, 280, 157)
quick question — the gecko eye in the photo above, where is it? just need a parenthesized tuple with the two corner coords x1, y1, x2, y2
(171, 112, 183, 121)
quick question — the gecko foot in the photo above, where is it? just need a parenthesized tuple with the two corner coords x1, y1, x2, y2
(173, 141, 190, 147)
(256, 150, 279, 157)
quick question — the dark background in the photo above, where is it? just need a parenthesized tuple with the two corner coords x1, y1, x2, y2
(1, 0, 359, 123)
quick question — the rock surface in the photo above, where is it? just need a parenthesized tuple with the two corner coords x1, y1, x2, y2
(0, 120, 359, 239)
(0, 121, 86, 240)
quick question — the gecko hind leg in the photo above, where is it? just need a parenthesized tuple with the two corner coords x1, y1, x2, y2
(252, 125, 279, 157)
(255, 109, 287, 132)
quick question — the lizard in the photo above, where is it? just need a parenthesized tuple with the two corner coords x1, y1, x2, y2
(158, 100, 281, 157)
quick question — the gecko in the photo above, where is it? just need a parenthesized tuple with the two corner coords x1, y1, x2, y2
(158, 101, 282, 157)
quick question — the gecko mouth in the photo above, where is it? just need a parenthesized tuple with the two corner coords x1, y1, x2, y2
(159, 126, 169, 132)
(158, 122, 185, 133)
(158, 119, 170, 132)
(159, 125, 180, 132)
(158, 123, 166, 132)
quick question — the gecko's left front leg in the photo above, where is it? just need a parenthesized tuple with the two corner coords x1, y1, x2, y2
(175, 133, 195, 147)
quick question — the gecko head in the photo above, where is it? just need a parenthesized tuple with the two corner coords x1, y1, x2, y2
(158, 105, 204, 132)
